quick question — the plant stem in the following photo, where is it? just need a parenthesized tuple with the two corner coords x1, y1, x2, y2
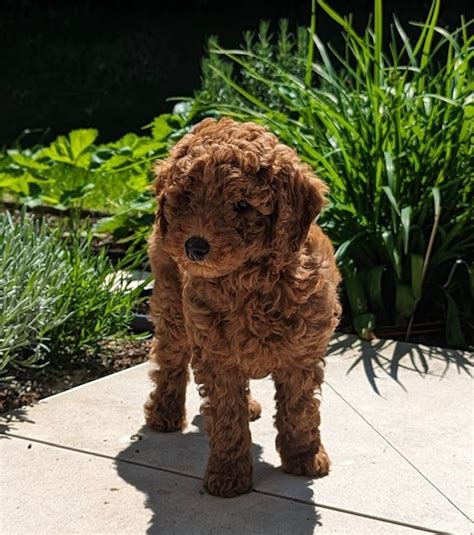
(405, 188, 442, 341)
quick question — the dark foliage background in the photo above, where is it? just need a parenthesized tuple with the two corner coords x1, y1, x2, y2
(1, 0, 472, 146)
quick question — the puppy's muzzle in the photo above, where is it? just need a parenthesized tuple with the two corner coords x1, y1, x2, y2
(185, 236, 210, 261)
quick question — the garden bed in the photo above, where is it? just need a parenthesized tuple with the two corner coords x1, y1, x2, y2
(0, 339, 151, 414)
(1, 0, 472, 417)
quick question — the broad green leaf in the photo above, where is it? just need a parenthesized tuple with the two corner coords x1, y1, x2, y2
(334, 232, 364, 262)
(147, 115, 174, 142)
(133, 140, 168, 158)
(343, 269, 368, 316)
(443, 290, 466, 346)
(395, 283, 417, 318)
(411, 254, 424, 299)
(127, 174, 149, 192)
(111, 132, 140, 149)
(367, 266, 386, 316)
(94, 214, 129, 234)
(39, 135, 73, 164)
(7, 151, 49, 171)
(98, 154, 130, 171)
(40, 129, 97, 169)
(0, 173, 30, 195)
(69, 129, 98, 163)
(59, 183, 95, 207)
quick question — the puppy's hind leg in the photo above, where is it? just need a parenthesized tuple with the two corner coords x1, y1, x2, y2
(246, 382, 262, 422)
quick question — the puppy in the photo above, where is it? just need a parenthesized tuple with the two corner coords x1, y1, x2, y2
(145, 117, 341, 497)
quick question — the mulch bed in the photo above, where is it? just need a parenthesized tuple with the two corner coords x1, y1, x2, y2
(0, 339, 151, 415)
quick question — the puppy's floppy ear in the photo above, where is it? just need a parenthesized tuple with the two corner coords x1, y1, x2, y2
(271, 158, 327, 254)
(289, 164, 327, 250)
(152, 159, 171, 236)
(152, 159, 170, 196)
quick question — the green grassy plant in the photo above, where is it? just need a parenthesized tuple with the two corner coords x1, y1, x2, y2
(192, 0, 473, 346)
(0, 211, 146, 379)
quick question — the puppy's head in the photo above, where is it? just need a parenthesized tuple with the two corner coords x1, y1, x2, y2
(153, 117, 327, 278)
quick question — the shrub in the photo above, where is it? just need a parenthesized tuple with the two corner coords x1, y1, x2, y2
(193, 0, 473, 346)
(0, 112, 194, 241)
(0, 211, 146, 379)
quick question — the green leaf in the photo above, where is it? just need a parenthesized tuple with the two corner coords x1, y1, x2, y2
(147, 115, 174, 141)
(382, 186, 401, 216)
(411, 254, 424, 299)
(334, 232, 364, 262)
(59, 183, 95, 207)
(98, 154, 130, 171)
(7, 151, 49, 171)
(343, 268, 368, 316)
(401, 206, 412, 255)
(384, 151, 396, 191)
(382, 230, 401, 279)
(366, 266, 386, 317)
(40, 129, 97, 168)
(69, 129, 98, 163)
(39, 135, 73, 164)
(396, 283, 416, 318)
(0, 173, 31, 195)
(443, 291, 466, 346)
(127, 174, 149, 192)
(468, 264, 474, 298)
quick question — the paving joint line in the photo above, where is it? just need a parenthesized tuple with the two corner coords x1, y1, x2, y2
(3, 431, 452, 535)
(325, 381, 472, 524)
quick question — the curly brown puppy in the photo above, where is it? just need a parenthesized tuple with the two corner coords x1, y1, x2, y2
(145, 117, 341, 498)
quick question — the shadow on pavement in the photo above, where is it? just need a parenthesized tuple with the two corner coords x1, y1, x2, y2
(327, 333, 473, 394)
(0, 407, 34, 437)
(116, 414, 321, 534)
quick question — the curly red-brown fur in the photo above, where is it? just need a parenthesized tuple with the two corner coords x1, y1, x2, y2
(145, 117, 341, 497)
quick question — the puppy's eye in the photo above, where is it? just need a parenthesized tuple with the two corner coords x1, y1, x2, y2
(234, 200, 250, 213)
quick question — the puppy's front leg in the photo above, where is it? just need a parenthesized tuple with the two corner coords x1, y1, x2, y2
(145, 336, 190, 432)
(273, 366, 330, 478)
(198, 368, 253, 497)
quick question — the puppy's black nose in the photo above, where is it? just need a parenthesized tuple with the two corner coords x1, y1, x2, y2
(185, 236, 210, 261)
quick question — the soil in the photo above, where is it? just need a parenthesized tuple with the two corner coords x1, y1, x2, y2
(0, 339, 151, 415)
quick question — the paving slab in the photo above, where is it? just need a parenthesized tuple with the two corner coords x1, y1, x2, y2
(325, 334, 473, 520)
(2, 341, 472, 534)
(1, 436, 418, 534)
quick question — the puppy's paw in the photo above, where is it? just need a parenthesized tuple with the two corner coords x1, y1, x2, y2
(144, 397, 186, 432)
(248, 398, 262, 422)
(203, 456, 253, 498)
(281, 445, 330, 478)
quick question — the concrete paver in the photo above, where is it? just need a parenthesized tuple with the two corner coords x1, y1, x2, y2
(1, 335, 473, 534)
(2, 436, 417, 534)
(325, 334, 473, 519)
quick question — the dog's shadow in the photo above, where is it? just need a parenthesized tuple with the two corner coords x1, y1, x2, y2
(115, 414, 321, 534)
